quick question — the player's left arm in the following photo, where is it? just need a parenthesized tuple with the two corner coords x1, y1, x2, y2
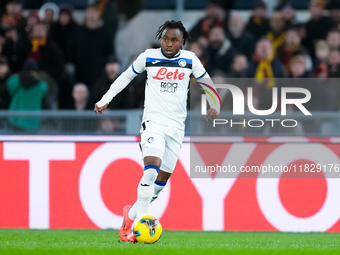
(192, 55, 221, 120)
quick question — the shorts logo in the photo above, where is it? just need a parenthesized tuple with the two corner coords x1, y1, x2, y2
(161, 82, 178, 93)
(147, 137, 154, 143)
(178, 59, 186, 67)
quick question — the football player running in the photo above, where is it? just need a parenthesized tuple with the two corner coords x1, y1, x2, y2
(95, 20, 220, 242)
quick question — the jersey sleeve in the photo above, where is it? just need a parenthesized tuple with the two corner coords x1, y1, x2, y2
(192, 54, 207, 80)
(131, 52, 146, 74)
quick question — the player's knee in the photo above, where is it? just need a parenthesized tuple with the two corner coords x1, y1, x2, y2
(144, 156, 161, 169)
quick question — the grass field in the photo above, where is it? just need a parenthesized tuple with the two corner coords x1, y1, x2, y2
(0, 229, 340, 255)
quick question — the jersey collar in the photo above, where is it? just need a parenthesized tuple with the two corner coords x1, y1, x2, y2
(161, 48, 181, 59)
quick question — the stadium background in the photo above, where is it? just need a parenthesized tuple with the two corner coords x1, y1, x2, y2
(1, 0, 340, 233)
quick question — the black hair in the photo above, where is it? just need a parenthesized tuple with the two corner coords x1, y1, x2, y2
(328, 28, 340, 34)
(107, 55, 119, 64)
(155, 20, 190, 45)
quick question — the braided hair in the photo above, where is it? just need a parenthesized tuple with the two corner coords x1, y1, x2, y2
(155, 20, 190, 45)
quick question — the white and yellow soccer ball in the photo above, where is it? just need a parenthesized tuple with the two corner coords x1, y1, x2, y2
(132, 216, 162, 244)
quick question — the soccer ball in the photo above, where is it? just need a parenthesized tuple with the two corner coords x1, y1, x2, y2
(132, 216, 162, 244)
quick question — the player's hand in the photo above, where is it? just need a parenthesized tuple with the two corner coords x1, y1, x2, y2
(205, 108, 219, 121)
(94, 103, 108, 114)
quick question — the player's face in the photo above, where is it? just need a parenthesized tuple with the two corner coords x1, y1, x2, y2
(161, 28, 184, 58)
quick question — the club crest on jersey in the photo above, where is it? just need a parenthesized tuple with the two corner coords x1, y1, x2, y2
(147, 137, 154, 143)
(178, 59, 187, 67)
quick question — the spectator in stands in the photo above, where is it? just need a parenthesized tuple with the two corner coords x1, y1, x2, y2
(204, 26, 236, 74)
(303, 0, 333, 58)
(6, 59, 48, 130)
(38, 2, 59, 28)
(0, 0, 8, 18)
(210, 0, 235, 11)
(287, 55, 331, 111)
(328, 0, 340, 27)
(281, 2, 296, 29)
(21, 60, 58, 111)
(46, 5, 77, 110)
(95, 0, 119, 44)
(227, 14, 256, 60)
(25, 10, 40, 37)
(188, 42, 207, 68)
(276, 28, 311, 70)
(116, 0, 144, 21)
(313, 40, 330, 78)
(328, 50, 340, 77)
(227, 54, 248, 78)
(247, 38, 286, 110)
(247, 38, 286, 78)
(28, 22, 64, 80)
(189, 3, 228, 48)
(1, 14, 16, 31)
(51, 4, 78, 62)
(289, 55, 311, 78)
(69, 4, 113, 92)
(327, 30, 340, 51)
(324, 49, 340, 109)
(126, 54, 147, 109)
(267, 12, 286, 55)
(71, 83, 91, 110)
(93, 56, 132, 109)
(20, 59, 58, 110)
(245, 1, 270, 40)
(2, 26, 30, 72)
(1, 0, 26, 36)
(0, 56, 11, 109)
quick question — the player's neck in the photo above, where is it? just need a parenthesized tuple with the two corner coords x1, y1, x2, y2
(161, 48, 181, 58)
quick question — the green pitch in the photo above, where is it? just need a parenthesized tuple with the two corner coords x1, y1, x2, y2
(0, 229, 340, 255)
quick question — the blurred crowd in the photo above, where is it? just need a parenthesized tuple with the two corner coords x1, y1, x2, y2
(1, 0, 340, 122)
(189, 0, 340, 113)
(0, 0, 122, 115)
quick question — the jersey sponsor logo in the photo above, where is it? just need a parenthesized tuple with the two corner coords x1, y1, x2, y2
(178, 59, 187, 67)
(153, 67, 185, 80)
(152, 60, 160, 64)
(161, 82, 178, 93)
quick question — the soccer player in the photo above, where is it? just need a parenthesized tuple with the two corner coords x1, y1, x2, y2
(94, 20, 220, 242)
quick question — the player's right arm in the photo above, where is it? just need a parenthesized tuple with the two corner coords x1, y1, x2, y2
(94, 52, 146, 114)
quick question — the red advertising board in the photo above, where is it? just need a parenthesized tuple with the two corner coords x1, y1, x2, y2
(1, 136, 340, 232)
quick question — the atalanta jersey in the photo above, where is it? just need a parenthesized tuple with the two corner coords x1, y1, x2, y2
(132, 48, 207, 129)
(97, 48, 209, 130)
